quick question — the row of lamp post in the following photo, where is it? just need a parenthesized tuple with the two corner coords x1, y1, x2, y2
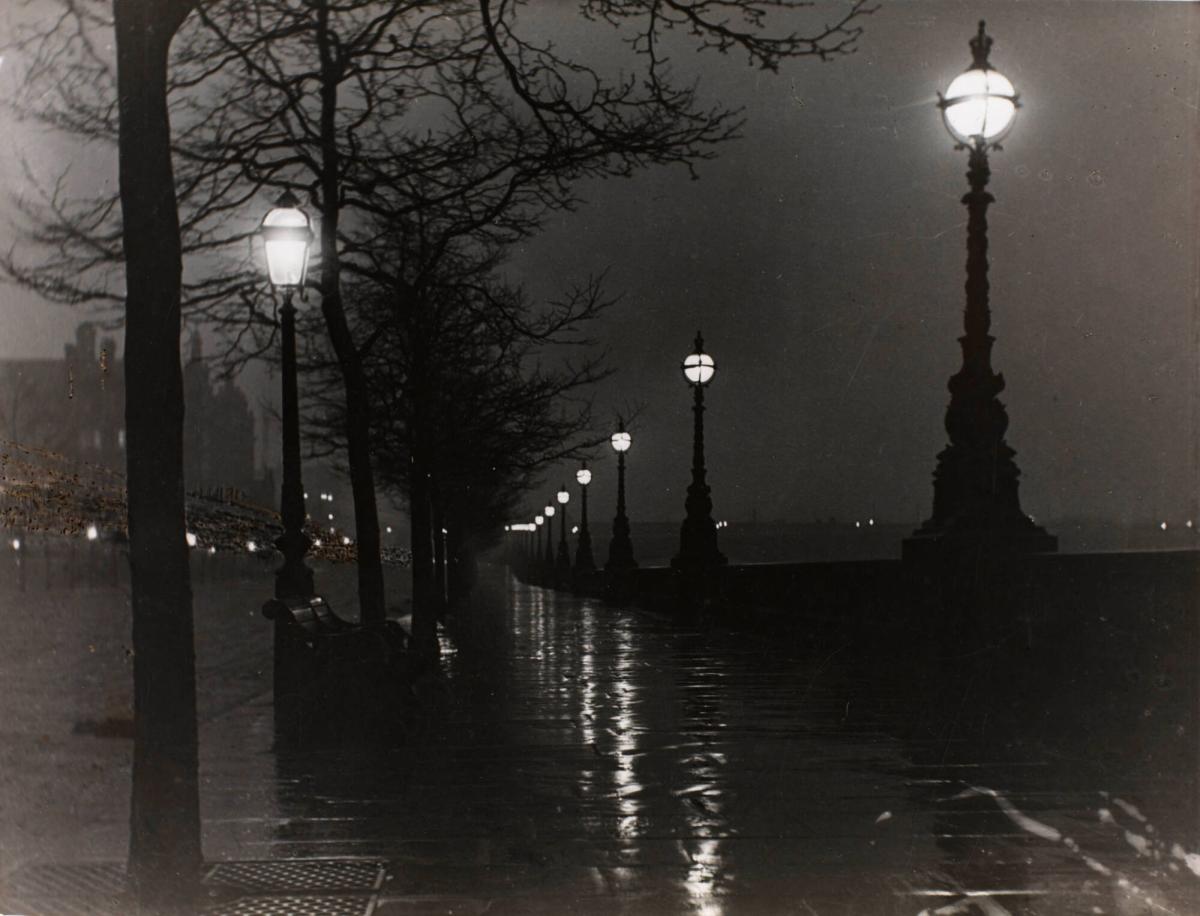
(514, 21, 1059, 591)
(259, 22, 1056, 609)
(512, 329, 727, 591)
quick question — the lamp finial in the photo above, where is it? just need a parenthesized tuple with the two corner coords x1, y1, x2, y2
(970, 20, 993, 69)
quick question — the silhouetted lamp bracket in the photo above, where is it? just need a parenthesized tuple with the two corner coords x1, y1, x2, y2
(261, 191, 314, 293)
(937, 21, 1019, 152)
(611, 430, 632, 453)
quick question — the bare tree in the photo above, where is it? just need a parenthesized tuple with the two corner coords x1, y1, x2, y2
(5, 0, 873, 633)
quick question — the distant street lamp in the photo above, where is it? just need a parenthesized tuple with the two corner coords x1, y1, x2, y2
(260, 190, 316, 598)
(905, 22, 1056, 561)
(606, 423, 637, 572)
(556, 485, 571, 582)
(673, 331, 726, 570)
(574, 463, 595, 573)
(534, 514, 545, 583)
(544, 504, 556, 572)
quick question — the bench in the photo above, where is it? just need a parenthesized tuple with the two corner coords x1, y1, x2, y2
(262, 595, 413, 728)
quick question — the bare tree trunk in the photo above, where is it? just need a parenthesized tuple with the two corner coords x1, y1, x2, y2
(114, 0, 202, 910)
(316, 0, 385, 627)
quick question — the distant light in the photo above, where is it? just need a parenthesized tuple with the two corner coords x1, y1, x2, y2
(185, 532, 197, 548)
(1161, 521, 1168, 531)
(545, 505, 555, 518)
(441, 527, 448, 534)
(505, 525, 510, 532)
(386, 526, 393, 534)
(208, 546, 216, 555)
(86, 524, 99, 541)
(1188, 520, 1194, 529)
(303, 491, 308, 499)
(328, 513, 334, 521)
(11, 538, 20, 551)
(855, 521, 861, 529)
(247, 540, 258, 552)
(610, 430, 632, 453)
(342, 536, 351, 546)
(329, 526, 335, 534)
(535, 515, 544, 526)
(868, 518, 875, 526)
(576, 466, 592, 486)
(571, 525, 579, 534)
(314, 538, 322, 547)
(557, 486, 570, 505)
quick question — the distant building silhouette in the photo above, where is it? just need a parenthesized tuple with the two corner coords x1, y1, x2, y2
(0, 323, 272, 505)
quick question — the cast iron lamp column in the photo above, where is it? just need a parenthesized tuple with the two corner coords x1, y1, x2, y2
(543, 504, 556, 576)
(673, 331, 727, 570)
(260, 191, 316, 599)
(905, 22, 1055, 560)
(574, 463, 595, 572)
(534, 515, 545, 584)
(555, 486, 571, 584)
(606, 425, 637, 571)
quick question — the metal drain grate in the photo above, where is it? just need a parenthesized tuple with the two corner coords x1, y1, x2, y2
(1, 861, 382, 916)
(1, 863, 129, 916)
(3, 862, 127, 899)
(204, 860, 384, 894)
(204, 895, 374, 916)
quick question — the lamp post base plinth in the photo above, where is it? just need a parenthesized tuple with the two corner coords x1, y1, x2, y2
(902, 519, 1057, 565)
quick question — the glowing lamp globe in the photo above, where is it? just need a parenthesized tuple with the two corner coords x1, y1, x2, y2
(261, 191, 313, 289)
(576, 467, 592, 486)
(682, 351, 716, 385)
(535, 515, 544, 526)
(557, 486, 569, 505)
(544, 505, 555, 518)
(939, 23, 1018, 147)
(611, 430, 632, 453)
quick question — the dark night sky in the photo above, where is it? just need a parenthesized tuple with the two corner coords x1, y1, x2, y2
(0, 1, 1196, 528)
(508, 1, 1199, 527)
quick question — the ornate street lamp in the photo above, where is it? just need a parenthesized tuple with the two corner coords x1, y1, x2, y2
(673, 331, 726, 570)
(905, 22, 1055, 560)
(555, 485, 571, 582)
(534, 514, 545, 583)
(260, 190, 316, 599)
(606, 423, 637, 572)
(543, 504, 556, 572)
(574, 463, 595, 572)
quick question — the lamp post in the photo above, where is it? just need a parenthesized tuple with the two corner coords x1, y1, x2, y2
(555, 485, 571, 584)
(606, 424, 637, 572)
(260, 191, 316, 599)
(543, 504, 556, 576)
(905, 22, 1056, 560)
(574, 463, 595, 573)
(673, 331, 727, 570)
(535, 515, 545, 583)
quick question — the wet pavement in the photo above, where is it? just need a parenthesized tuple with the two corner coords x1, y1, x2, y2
(3, 560, 1200, 914)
